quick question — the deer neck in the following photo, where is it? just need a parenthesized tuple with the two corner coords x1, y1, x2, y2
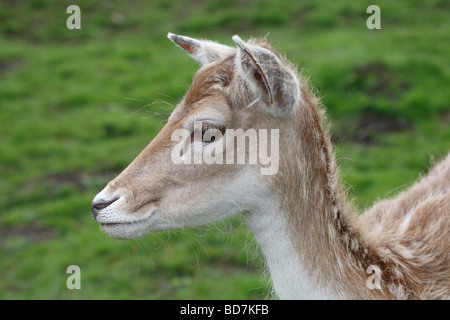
(244, 97, 379, 300)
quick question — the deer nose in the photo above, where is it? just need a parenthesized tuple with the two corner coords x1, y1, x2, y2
(91, 197, 119, 220)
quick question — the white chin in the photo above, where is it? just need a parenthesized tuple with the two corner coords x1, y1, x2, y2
(100, 221, 151, 240)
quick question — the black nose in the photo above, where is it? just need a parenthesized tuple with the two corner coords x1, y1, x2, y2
(91, 197, 119, 220)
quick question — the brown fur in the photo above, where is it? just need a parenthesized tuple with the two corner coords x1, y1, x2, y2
(184, 56, 234, 108)
(98, 35, 449, 299)
(276, 74, 449, 299)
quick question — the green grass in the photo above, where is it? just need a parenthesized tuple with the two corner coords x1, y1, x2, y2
(0, 0, 448, 299)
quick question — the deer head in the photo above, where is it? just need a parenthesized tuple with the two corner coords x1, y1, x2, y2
(91, 33, 302, 239)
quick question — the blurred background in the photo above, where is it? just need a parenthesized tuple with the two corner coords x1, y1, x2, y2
(0, 0, 448, 299)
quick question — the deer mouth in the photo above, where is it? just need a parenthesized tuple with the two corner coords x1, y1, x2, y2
(99, 209, 157, 227)
(98, 209, 158, 240)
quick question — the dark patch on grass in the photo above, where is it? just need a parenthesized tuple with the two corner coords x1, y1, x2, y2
(102, 122, 135, 138)
(332, 62, 414, 144)
(442, 110, 450, 125)
(332, 112, 412, 145)
(2, 0, 23, 7)
(351, 62, 410, 100)
(0, 223, 56, 243)
(2, 171, 115, 211)
(44, 172, 87, 191)
(0, 59, 21, 77)
(41, 171, 118, 195)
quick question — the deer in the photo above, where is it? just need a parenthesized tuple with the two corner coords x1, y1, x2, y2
(91, 33, 450, 299)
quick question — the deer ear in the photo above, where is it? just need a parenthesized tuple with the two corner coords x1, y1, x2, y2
(232, 35, 301, 116)
(168, 33, 235, 67)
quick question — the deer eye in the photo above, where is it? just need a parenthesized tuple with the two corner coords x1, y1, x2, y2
(192, 123, 226, 143)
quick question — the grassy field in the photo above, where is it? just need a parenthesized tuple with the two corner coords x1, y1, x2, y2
(0, 0, 448, 299)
